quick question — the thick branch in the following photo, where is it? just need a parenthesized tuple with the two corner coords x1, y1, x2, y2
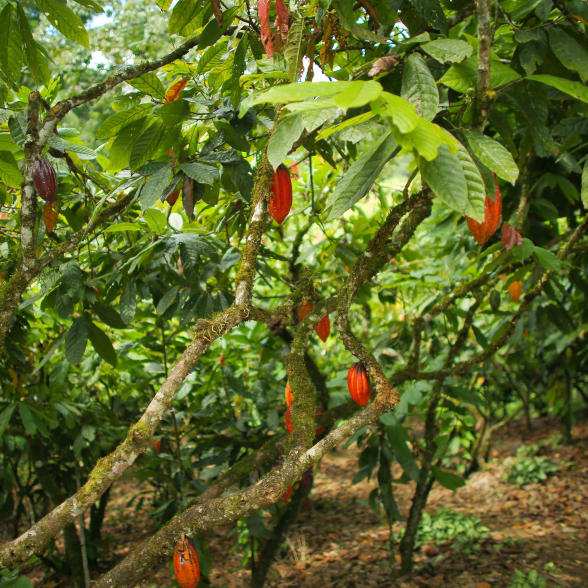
(475, 0, 492, 129)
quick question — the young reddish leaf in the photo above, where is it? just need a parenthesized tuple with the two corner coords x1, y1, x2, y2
(164, 77, 188, 103)
(42, 201, 58, 232)
(297, 300, 314, 321)
(501, 222, 523, 250)
(314, 315, 330, 342)
(258, 0, 273, 58)
(466, 181, 502, 245)
(275, 0, 289, 43)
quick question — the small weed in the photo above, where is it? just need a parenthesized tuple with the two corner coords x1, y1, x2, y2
(503, 454, 560, 487)
(508, 568, 546, 588)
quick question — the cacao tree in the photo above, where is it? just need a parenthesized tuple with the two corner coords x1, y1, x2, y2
(0, 0, 587, 585)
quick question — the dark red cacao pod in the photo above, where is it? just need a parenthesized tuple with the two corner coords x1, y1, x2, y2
(347, 362, 371, 407)
(466, 182, 502, 245)
(285, 405, 293, 434)
(166, 189, 180, 206)
(315, 405, 326, 436)
(314, 315, 330, 342)
(32, 158, 58, 202)
(279, 485, 293, 503)
(173, 535, 200, 588)
(269, 164, 292, 224)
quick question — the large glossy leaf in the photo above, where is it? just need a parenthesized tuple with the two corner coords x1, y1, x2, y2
(548, 28, 588, 82)
(456, 143, 486, 221)
(35, 0, 89, 48)
(267, 114, 304, 170)
(0, 5, 25, 84)
(421, 39, 473, 63)
(285, 16, 304, 82)
(139, 166, 171, 212)
(419, 144, 469, 216)
(181, 162, 219, 185)
(527, 74, 588, 104)
(463, 130, 519, 185)
(439, 56, 520, 93)
(88, 322, 117, 366)
(168, 0, 201, 35)
(401, 53, 438, 121)
(325, 133, 398, 220)
(0, 151, 23, 187)
(128, 73, 165, 99)
(582, 159, 588, 209)
(95, 104, 152, 140)
(65, 316, 89, 364)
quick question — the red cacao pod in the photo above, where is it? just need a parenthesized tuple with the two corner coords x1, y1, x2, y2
(315, 406, 326, 436)
(32, 158, 58, 202)
(285, 381, 293, 407)
(297, 300, 314, 321)
(314, 315, 330, 342)
(269, 164, 292, 224)
(285, 405, 293, 434)
(508, 280, 522, 302)
(279, 485, 293, 503)
(153, 439, 161, 452)
(466, 182, 502, 245)
(347, 362, 370, 407)
(173, 535, 200, 588)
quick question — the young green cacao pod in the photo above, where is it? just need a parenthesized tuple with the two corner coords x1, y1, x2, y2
(314, 315, 330, 342)
(32, 158, 58, 202)
(173, 535, 200, 588)
(285, 405, 293, 434)
(284, 381, 293, 407)
(347, 362, 370, 407)
(508, 280, 522, 302)
(466, 182, 502, 245)
(269, 164, 292, 224)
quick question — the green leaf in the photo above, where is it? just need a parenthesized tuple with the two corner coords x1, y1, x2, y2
(316, 111, 375, 141)
(92, 302, 127, 329)
(421, 39, 473, 63)
(155, 0, 172, 9)
(96, 104, 152, 140)
(47, 136, 97, 159)
(88, 322, 117, 366)
(120, 280, 136, 324)
(231, 33, 248, 109)
(72, 0, 104, 12)
(128, 73, 165, 99)
(16, 4, 50, 84)
(375, 92, 419, 134)
(196, 38, 229, 75)
(180, 162, 219, 185)
(0, 151, 23, 188)
(456, 143, 486, 221)
(527, 74, 588, 104)
(140, 166, 171, 212)
(109, 118, 152, 170)
(0, 404, 15, 435)
(285, 16, 305, 83)
(18, 404, 37, 436)
(129, 119, 165, 171)
(401, 53, 439, 121)
(432, 466, 465, 490)
(463, 130, 519, 185)
(169, 0, 202, 35)
(325, 133, 398, 220)
(581, 159, 588, 209)
(0, 5, 25, 85)
(65, 316, 89, 364)
(267, 114, 304, 170)
(419, 144, 469, 215)
(397, 118, 459, 161)
(198, 19, 223, 50)
(156, 285, 179, 315)
(439, 56, 520, 93)
(104, 222, 142, 232)
(35, 0, 89, 48)
(533, 247, 561, 271)
(548, 28, 588, 82)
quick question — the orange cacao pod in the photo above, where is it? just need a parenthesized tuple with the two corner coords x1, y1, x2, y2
(269, 164, 292, 224)
(284, 382, 293, 407)
(347, 362, 370, 407)
(297, 300, 314, 321)
(153, 439, 161, 452)
(285, 405, 293, 434)
(508, 280, 522, 302)
(466, 182, 502, 245)
(314, 315, 330, 342)
(173, 535, 200, 588)
(32, 158, 58, 202)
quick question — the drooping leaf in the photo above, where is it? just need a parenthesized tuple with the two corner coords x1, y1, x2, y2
(548, 28, 588, 82)
(401, 53, 439, 121)
(284, 16, 304, 82)
(65, 316, 89, 364)
(168, 0, 202, 35)
(258, 0, 273, 57)
(432, 466, 465, 490)
(527, 74, 588, 104)
(180, 162, 219, 185)
(325, 133, 398, 220)
(267, 114, 304, 170)
(463, 130, 519, 185)
(139, 166, 171, 212)
(129, 73, 166, 99)
(120, 280, 137, 324)
(581, 159, 588, 209)
(421, 39, 473, 63)
(95, 104, 152, 140)
(0, 151, 23, 187)
(35, 0, 89, 48)
(88, 322, 117, 366)
(456, 143, 486, 222)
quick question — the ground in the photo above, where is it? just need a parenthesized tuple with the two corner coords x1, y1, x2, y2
(12, 415, 588, 587)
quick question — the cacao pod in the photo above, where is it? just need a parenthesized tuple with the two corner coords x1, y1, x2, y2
(173, 535, 200, 588)
(279, 485, 293, 503)
(285, 405, 293, 434)
(32, 158, 58, 202)
(284, 381, 293, 407)
(466, 182, 502, 245)
(42, 202, 58, 232)
(297, 300, 314, 321)
(508, 280, 522, 302)
(347, 362, 370, 407)
(166, 189, 180, 206)
(153, 439, 161, 452)
(314, 315, 330, 342)
(315, 405, 326, 436)
(269, 164, 292, 224)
